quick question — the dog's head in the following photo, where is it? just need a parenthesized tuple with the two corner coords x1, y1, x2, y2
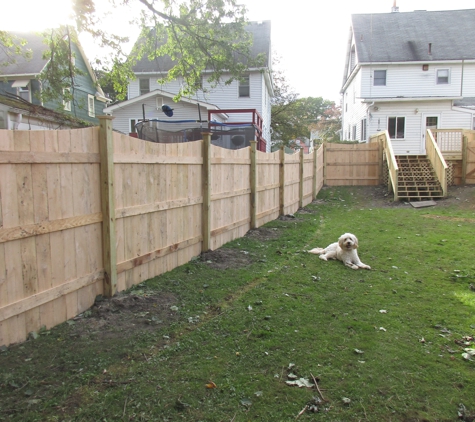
(338, 233, 358, 250)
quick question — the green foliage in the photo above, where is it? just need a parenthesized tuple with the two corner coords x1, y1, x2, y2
(0, 31, 31, 67)
(37, 26, 86, 109)
(75, 0, 266, 101)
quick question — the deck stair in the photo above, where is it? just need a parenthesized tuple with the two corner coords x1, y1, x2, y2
(395, 155, 444, 200)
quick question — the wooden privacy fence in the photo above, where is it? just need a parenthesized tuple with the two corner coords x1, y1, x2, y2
(0, 122, 380, 347)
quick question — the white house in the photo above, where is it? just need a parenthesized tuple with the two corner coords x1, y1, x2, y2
(124, 21, 273, 151)
(341, 7, 475, 155)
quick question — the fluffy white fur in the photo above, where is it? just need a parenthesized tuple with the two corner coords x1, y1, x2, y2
(308, 233, 371, 270)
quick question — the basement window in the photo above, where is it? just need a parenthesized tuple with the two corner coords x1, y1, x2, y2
(388, 117, 405, 139)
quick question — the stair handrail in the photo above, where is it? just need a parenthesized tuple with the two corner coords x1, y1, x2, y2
(426, 129, 448, 197)
(376, 130, 399, 201)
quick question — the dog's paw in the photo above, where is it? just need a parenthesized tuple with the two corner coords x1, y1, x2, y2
(319, 255, 328, 261)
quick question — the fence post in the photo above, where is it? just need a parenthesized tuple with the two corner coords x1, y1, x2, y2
(202, 133, 211, 251)
(98, 115, 117, 297)
(279, 145, 285, 216)
(462, 135, 468, 185)
(312, 147, 318, 200)
(299, 148, 304, 208)
(250, 140, 257, 229)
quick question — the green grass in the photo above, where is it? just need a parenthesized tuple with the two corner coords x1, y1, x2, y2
(1, 186, 475, 421)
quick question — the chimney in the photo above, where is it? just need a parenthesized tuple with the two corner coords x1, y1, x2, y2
(391, 0, 399, 12)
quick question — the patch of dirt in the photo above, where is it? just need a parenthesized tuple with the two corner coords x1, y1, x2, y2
(245, 227, 281, 241)
(70, 293, 179, 340)
(321, 185, 475, 210)
(200, 248, 253, 270)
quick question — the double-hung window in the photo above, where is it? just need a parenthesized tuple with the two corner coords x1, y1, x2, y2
(436, 69, 450, 84)
(88, 94, 95, 117)
(373, 70, 387, 86)
(139, 78, 150, 95)
(239, 75, 250, 97)
(388, 117, 405, 139)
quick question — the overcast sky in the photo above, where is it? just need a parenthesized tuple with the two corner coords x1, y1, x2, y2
(1, 0, 474, 103)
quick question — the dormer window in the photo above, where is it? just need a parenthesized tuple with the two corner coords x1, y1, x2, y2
(436, 69, 450, 84)
(373, 70, 387, 86)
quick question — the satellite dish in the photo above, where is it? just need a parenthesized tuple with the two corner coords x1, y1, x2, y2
(162, 104, 174, 117)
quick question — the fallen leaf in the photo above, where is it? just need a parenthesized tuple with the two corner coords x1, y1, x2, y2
(285, 378, 314, 388)
(205, 381, 217, 389)
(354, 349, 364, 354)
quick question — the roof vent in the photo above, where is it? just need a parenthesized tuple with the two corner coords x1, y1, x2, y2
(391, 0, 399, 12)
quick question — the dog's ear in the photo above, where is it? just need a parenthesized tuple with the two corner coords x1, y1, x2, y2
(353, 235, 359, 249)
(338, 235, 345, 248)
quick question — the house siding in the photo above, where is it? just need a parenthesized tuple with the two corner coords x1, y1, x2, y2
(360, 62, 475, 99)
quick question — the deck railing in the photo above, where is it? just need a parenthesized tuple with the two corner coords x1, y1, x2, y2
(426, 130, 448, 197)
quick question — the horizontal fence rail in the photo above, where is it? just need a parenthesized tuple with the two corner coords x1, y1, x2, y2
(1, 123, 384, 347)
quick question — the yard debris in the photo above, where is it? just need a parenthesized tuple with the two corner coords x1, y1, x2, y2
(205, 381, 217, 389)
(462, 349, 475, 361)
(354, 349, 365, 354)
(379, 309, 387, 313)
(240, 398, 252, 408)
(285, 378, 314, 388)
(342, 397, 351, 405)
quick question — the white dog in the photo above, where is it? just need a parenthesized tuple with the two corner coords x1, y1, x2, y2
(308, 233, 371, 270)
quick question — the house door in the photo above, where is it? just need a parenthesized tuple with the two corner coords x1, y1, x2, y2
(422, 115, 439, 153)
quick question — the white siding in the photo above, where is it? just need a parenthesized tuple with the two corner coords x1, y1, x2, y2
(361, 62, 475, 99)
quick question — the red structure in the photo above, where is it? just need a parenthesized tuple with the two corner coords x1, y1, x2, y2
(208, 109, 267, 152)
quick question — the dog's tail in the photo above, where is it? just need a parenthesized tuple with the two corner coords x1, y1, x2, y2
(308, 248, 325, 255)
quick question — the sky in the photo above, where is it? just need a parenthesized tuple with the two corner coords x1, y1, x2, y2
(1, 0, 474, 103)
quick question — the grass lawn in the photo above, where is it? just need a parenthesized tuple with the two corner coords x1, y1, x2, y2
(1, 186, 475, 422)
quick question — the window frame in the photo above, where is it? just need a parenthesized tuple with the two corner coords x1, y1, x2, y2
(238, 75, 250, 98)
(139, 78, 150, 96)
(388, 116, 406, 139)
(373, 70, 387, 86)
(361, 118, 367, 141)
(436, 68, 450, 84)
(63, 87, 71, 111)
(87, 94, 95, 117)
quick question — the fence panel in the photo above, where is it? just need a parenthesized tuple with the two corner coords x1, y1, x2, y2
(114, 135, 203, 291)
(283, 152, 300, 215)
(325, 143, 381, 186)
(466, 140, 475, 184)
(210, 144, 251, 250)
(256, 149, 280, 226)
(0, 129, 103, 347)
(302, 151, 315, 208)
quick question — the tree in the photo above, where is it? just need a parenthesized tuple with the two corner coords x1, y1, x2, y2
(78, 0, 265, 101)
(310, 103, 341, 143)
(2, 0, 264, 103)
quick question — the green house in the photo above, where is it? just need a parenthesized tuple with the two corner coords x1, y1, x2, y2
(0, 29, 109, 126)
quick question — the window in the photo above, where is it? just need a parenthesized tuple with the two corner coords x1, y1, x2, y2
(63, 88, 71, 111)
(437, 69, 450, 84)
(352, 125, 357, 141)
(88, 94, 95, 117)
(12, 79, 31, 101)
(361, 118, 367, 141)
(374, 70, 387, 86)
(239, 75, 250, 97)
(139, 78, 150, 95)
(388, 117, 405, 139)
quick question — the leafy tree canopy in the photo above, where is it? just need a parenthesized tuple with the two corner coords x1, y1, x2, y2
(271, 59, 340, 147)
(2, 0, 266, 103)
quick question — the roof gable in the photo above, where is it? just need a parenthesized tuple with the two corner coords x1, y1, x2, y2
(351, 9, 475, 63)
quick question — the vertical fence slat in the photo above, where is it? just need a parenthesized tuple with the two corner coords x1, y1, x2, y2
(250, 140, 257, 229)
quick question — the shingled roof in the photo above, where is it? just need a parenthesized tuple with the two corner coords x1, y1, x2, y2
(352, 9, 475, 63)
(132, 20, 271, 73)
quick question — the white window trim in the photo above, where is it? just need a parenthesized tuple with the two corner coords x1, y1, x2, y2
(388, 116, 406, 140)
(63, 88, 71, 111)
(88, 94, 95, 117)
(436, 68, 450, 84)
(373, 69, 387, 86)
